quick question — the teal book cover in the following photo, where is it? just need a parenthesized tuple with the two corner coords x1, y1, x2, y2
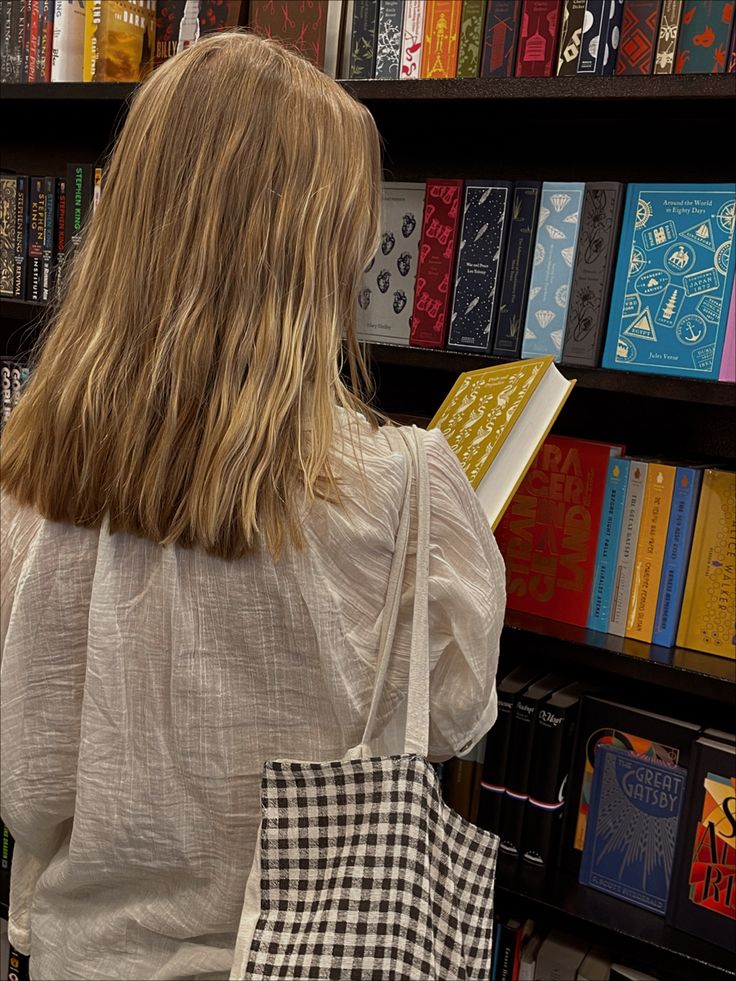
(603, 183, 736, 379)
(521, 181, 585, 362)
(580, 743, 687, 915)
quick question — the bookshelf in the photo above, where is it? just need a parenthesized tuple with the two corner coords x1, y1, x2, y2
(2, 71, 735, 981)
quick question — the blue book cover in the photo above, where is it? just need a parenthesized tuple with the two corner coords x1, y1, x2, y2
(492, 180, 541, 357)
(602, 183, 736, 379)
(580, 743, 687, 915)
(652, 466, 703, 648)
(521, 181, 585, 362)
(587, 457, 631, 632)
(448, 180, 512, 351)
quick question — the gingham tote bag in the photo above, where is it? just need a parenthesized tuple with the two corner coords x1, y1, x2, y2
(230, 427, 500, 981)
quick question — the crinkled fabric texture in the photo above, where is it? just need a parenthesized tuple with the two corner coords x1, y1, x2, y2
(0, 417, 505, 981)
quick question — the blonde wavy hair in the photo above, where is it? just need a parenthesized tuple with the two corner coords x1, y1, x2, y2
(1, 32, 382, 559)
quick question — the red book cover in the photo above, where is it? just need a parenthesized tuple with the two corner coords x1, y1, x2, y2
(43, 0, 55, 81)
(409, 179, 463, 349)
(249, 1, 329, 69)
(494, 435, 622, 627)
(616, 0, 661, 74)
(27, 0, 40, 82)
(515, 0, 561, 76)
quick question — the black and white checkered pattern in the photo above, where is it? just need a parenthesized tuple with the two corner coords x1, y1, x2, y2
(244, 754, 499, 980)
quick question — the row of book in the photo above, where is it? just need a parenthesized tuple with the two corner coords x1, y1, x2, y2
(340, 0, 736, 81)
(359, 180, 736, 382)
(458, 668, 736, 951)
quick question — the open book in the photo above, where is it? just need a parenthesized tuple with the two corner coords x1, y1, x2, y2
(428, 357, 575, 529)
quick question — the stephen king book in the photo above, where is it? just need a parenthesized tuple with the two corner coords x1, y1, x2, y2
(51, 0, 85, 81)
(493, 180, 541, 357)
(481, 0, 522, 77)
(13, 176, 28, 300)
(26, 176, 46, 304)
(154, 0, 198, 68)
(0, 177, 16, 298)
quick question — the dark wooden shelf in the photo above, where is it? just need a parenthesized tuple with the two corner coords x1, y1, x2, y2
(0, 82, 138, 101)
(502, 611, 736, 706)
(367, 342, 736, 406)
(495, 854, 735, 981)
(0, 298, 47, 321)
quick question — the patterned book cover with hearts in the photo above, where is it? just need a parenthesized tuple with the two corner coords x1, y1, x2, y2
(421, 0, 462, 77)
(409, 180, 463, 348)
(616, 0, 661, 74)
(515, 0, 561, 76)
(556, 0, 586, 75)
(481, 0, 522, 76)
(602, 183, 736, 380)
(675, 0, 734, 74)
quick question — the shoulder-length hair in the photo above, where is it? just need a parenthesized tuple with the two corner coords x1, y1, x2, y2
(1, 32, 382, 559)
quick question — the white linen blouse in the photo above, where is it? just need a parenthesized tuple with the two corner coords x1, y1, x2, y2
(0, 416, 505, 981)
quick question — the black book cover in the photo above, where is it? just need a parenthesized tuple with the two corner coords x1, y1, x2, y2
(478, 664, 541, 836)
(481, 0, 522, 78)
(65, 163, 94, 260)
(1, 821, 13, 919)
(21, 0, 31, 83)
(556, 0, 587, 75)
(41, 175, 55, 302)
(499, 673, 568, 856)
(491, 180, 541, 357)
(495, 918, 523, 981)
(8, 942, 30, 981)
(25, 175, 45, 302)
(349, 0, 379, 79)
(666, 735, 736, 951)
(521, 681, 588, 868)
(6, 0, 24, 82)
(563, 695, 700, 872)
(562, 181, 624, 367)
(598, 0, 624, 76)
(13, 176, 29, 300)
(577, 0, 606, 74)
(52, 176, 66, 289)
(0, 2, 10, 82)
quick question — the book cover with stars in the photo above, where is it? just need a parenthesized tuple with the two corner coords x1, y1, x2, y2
(580, 743, 688, 915)
(602, 183, 736, 380)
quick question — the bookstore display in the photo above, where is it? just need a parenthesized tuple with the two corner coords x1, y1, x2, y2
(1, 4, 735, 981)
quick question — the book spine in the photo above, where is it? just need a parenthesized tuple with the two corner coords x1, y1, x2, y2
(448, 181, 513, 352)
(515, 0, 561, 76)
(577, 0, 607, 73)
(456, 0, 486, 76)
(10, 364, 22, 409)
(730, 13, 736, 71)
(0, 2, 10, 83)
(654, 0, 683, 73)
(83, 0, 101, 82)
(42, 0, 55, 80)
(421, 0, 462, 78)
(562, 181, 624, 367)
(26, 176, 45, 303)
(5, 0, 23, 82)
(374, 0, 404, 78)
(36, 0, 48, 81)
(409, 179, 463, 349)
(27, 0, 40, 81)
(51, 0, 85, 82)
(21, 0, 31, 82)
(616, 0, 661, 74)
(676, 0, 734, 73)
(599, 0, 625, 74)
(556, 0, 587, 74)
(719, 282, 735, 381)
(499, 692, 538, 855)
(41, 176, 55, 303)
(652, 467, 703, 648)
(521, 181, 585, 362)
(1, 364, 11, 428)
(626, 464, 677, 642)
(608, 461, 649, 636)
(52, 175, 66, 289)
(0, 177, 17, 297)
(478, 689, 516, 835)
(481, 0, 522, 77)
(8, 943, 30, 981)
(587, 457, 631, 632)
(492, 180, 541, 357)
(349, 0, 379, 78)
(65, 163, 92, 259)
(496, 921, 519, 981)
(13, 176, 29, 300)
(324, 0, 344, 77)
(399, 0, 426, 77)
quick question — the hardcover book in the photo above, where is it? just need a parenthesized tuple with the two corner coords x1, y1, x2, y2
(577, 0, 607, 73)
(652, 467, 703, 649)
(410, 178, 463, 349)
(250, 1, 342, 74)
(64, 163, 94, 259)
(587, 457, 631, 633)
(356, 182, 426, 347)
(580, 743, 687, 914)
(0, 0, 23, 82)
(26, 176, 45, 304)
(676, 469, 736, 659)
(27, 0, 40, 82)
(1, 364, 11, 427)
(720, 282, 735, 381)
(0, 177, 15, 298)
(374, 0, 403, 78)
(198, 1, 242, 36)
(666, 735, 736, 950)
(566, 695, 699, 863)
(421, 0, 462, 78)
(447, 180, 513, 352)
(348, 0, 379, 78)
(41, 175, 55, 303)
(481, 0, 522, 76)
(515, 0, 561, 76)
(730, 14, 736, 70)
(599, 0, 625, 74)
(456, 0, 485, 76)
(616, 0, 661, 74)
(154, 0, 199, 68)
(494, 434, 622, 626)
(602, 183, 736, 380)
(608, 460, 648, 637)
(653, 0, 684, 74)
(51, 0, 85, 81)
(429, 358, 575, 529)
(13, 176, 28, 300)
(521, 181, 585, 362)
(493, 181, 542, 357)
(626, 462, 677, 643)
(38, 0, 55, 82)
(675, 0, 734, 74)
(556, 0, 587, 75)
(84, 0, 155, 82)
(399, 0, 425, 77)
(562, 181, 624, 366)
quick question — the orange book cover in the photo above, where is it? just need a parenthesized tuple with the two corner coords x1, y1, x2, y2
(420, 0, 462, 78)
(626, 463, 677, 643)
(676, 469, 736, 660)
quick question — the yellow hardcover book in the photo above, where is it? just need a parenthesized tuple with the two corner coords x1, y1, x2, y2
(625, 463, 676, 642)
(676, 469, 736, 660)
(92, 0, 155, 82)
(83, 0, 103, 82)
(428, 356, 575, 529)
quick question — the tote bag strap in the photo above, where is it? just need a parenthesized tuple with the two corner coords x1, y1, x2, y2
(349, 425, 430, 760)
